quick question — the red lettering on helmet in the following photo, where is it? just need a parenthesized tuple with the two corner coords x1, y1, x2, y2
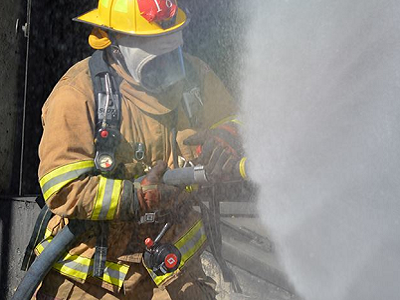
(138, 0, 177, 23)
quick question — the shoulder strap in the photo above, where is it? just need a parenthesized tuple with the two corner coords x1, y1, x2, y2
(89, 50, 122, 131)
(21, 200, 53, 271)
(89, 50, 123, 174)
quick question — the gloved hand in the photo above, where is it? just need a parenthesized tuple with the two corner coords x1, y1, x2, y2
(183, 122, 245, 182)
(137, 161, 181, 212)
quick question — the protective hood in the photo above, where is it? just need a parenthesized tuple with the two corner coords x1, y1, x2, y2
(117, 31, 186, 94)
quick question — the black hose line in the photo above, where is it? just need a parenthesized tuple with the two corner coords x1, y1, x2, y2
(11, 220, 89, 300)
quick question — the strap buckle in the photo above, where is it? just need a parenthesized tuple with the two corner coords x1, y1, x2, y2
(139, 212, 156, 224)
(138, 210, 173, 225)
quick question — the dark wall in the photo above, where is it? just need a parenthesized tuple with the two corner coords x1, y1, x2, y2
(0, 197, 41, 300)
(18, 0, 98, 194)
(0, 0, 26, 194)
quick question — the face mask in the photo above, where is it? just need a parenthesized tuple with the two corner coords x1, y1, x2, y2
(140, 47, 186, 93)
(117, 32, 186, 93)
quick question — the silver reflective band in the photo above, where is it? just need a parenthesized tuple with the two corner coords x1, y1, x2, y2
(194, 165, 208, 184)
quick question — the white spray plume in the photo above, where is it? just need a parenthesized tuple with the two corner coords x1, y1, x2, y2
(241, 1, 400, 299)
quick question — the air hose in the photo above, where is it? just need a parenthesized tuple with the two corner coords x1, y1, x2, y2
(11, 220, 89, 300)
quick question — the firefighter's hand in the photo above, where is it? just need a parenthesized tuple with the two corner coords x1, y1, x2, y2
(183, 123, 245, 182)
(137, 161, 180, 212)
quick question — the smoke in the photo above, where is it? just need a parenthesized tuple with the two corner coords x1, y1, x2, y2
(240, 1, 400, 299)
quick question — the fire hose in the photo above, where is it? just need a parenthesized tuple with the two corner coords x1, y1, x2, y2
(11, 162, 247, 300)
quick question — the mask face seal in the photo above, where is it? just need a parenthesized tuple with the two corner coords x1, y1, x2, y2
(140, 47, 186, 94)
(116, 32, 186, 94)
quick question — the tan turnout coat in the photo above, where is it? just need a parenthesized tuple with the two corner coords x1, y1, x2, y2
(36, 53, 237, 294)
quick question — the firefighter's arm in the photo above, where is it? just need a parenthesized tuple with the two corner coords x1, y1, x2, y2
(183, 58, 248, 181)
(39, 85, 136, 220)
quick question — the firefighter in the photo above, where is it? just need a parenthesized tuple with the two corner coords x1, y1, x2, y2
(33, 0, 245, 299)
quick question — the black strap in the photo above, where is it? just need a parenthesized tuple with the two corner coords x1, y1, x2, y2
(198, 187, 242, 293)
(90, 51, 122, 131)
(171, 108, 179, 169)
(89, 50, 123, 275)
(21, 201, 54, 271)
(90, 50, 123, 174)
(89, 50, 123, 133)
(35, 193, 46, 209)
(93, 222, 109, 277)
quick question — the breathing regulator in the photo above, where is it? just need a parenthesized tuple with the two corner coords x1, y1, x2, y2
(143, 223, 182, 275)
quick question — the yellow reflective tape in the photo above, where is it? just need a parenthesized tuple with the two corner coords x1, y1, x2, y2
(181, 233, 207, 264)
(152, 232, 207, 285)
(62, 253, 93, 267)
(40, 160, 95, 200)
(42, 180, 69, 200)
(92, 178, 122, 220)
(114, 0, 129, 13)
(44, 228, 52, 239)
(106, 180, 122, 220)
(151, 268, 171, 285)
(175, 220, 203, 249)
(210, 115, 243, 129)
(35, 243, 45, 254)
(92, 176, 107, 220)
(239, 157, 248, 179)
(149, 220, 206, 286)
(53, 262, 88, 281)
(105, 260, 129, 273)
(39, 160, 94, 188)
(35, 236, 53, 254)
(97, 261, 129, 287)
(36, 240, 90, 281)
(102, 271, 123, 287)
(36, 236, 129, 287)
(152, 233, 207, 286)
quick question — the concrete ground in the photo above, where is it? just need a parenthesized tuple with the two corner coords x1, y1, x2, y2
(202, 252, 299, 300)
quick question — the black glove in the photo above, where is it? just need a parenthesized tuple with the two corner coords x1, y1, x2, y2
(184, 122, 245, 182)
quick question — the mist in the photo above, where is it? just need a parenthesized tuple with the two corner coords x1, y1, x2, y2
(240, 1, 400, 299)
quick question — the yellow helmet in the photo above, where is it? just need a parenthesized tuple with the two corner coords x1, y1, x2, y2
(74, 0, 189, 39)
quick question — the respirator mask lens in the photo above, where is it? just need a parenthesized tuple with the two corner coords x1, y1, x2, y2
(140, 46, 186, 93)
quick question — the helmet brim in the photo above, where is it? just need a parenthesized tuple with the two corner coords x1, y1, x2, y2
(73, 7, 190, 37)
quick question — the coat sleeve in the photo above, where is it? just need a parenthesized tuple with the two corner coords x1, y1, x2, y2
(181, 54, 239, 129)
(38, 85, 135, 220)
(176, 56, 241, 161)
(201, 66, 239, 128)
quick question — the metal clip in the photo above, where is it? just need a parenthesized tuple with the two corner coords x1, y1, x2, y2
(135, 143, 145, 161)
(190, 87, 203, 106)
(178, 156, 194, 168)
